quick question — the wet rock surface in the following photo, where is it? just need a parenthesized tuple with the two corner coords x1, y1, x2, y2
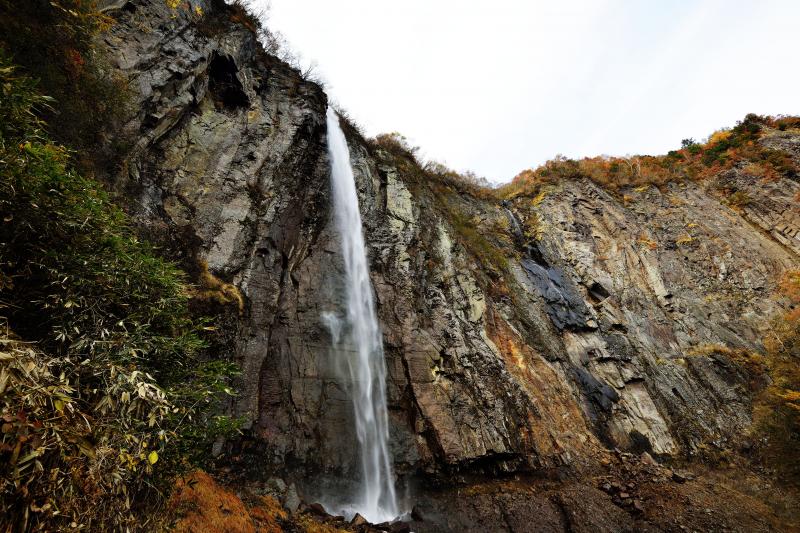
(94, 1, 800, 530)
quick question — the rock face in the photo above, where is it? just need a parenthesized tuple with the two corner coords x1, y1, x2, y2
(99, 0, 797, 490)
(507, 175, 796, 455)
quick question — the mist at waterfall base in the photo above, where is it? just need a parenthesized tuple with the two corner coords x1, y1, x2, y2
(318, 107, 401, 523)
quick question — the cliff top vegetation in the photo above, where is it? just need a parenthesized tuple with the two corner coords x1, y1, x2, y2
(499, 114, 800, 198)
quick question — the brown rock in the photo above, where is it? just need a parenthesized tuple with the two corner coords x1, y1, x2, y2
(376, 521, 411, 533)
(307, 502, 329, 517)
(389, 523, 412, 533)
(350, 513, 368, 526)
(672, 470, 695, 483)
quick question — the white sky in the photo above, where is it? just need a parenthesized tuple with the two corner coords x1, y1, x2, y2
(257, 0, 800, 184)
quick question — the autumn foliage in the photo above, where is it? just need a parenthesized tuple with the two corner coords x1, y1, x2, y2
(499, 114, 799, 198)
(757, 271, 800, 483)
(169, 471, 257, 533)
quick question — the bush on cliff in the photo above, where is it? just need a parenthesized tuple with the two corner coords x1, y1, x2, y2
(757, 270, 800, 484)
(0, 53, 237, 531)
(371, 132, 509, 278)
(500, 113, 800, 198)
(0, 0, 130, 155)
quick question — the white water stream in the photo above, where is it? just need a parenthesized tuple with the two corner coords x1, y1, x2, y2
(323, 107, 399, 523)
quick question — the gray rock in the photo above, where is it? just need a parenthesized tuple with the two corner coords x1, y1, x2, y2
(95, 0, 798, 487)
(264, 477, 287, 496)
(211, 437, 224, 457)
(282, 483, 300, 513)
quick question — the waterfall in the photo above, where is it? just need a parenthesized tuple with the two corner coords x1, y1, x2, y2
(324, 106, 399, 523)
(503, 205, 524, 240)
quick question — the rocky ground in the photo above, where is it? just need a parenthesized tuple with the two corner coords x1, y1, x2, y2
(170, 455, 800, 532)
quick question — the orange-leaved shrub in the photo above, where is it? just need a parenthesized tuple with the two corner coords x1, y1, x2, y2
(500, 114, 799, 198)
(757, 270, 800, 484)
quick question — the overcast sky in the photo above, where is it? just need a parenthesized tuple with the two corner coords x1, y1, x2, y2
(257, 0, 800, 183)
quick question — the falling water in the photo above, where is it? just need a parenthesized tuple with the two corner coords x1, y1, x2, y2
(324, 107, 398, 523)
(503, 206, 524, 239)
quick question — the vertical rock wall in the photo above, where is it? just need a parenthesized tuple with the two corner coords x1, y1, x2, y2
(98, 0, 799, 481)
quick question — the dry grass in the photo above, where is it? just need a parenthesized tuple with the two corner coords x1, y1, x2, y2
(169, 471, 255, 533)
(249, 495, 287, 533)
(685, 343, 766, 381)
(756, 271, 800, 484)
(499, 114, 799, 199)
(192, 260, 245, 314)
(166, 471, 355, 533)
(293, 514, 350, 533)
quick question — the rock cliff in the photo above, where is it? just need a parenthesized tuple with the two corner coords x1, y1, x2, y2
(93, 0, 797, 529)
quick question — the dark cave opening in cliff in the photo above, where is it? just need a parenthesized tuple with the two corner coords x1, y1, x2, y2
(208, 52, 250, 111)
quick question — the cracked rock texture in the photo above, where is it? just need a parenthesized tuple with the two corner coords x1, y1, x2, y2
(98, 0, 798, 489)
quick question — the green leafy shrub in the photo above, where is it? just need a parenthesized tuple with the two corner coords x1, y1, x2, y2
(725, 190, 751, 210)
(0, 0, 130, 156)
(0, 54, 237, 531)
(440, 199, 508, 275)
